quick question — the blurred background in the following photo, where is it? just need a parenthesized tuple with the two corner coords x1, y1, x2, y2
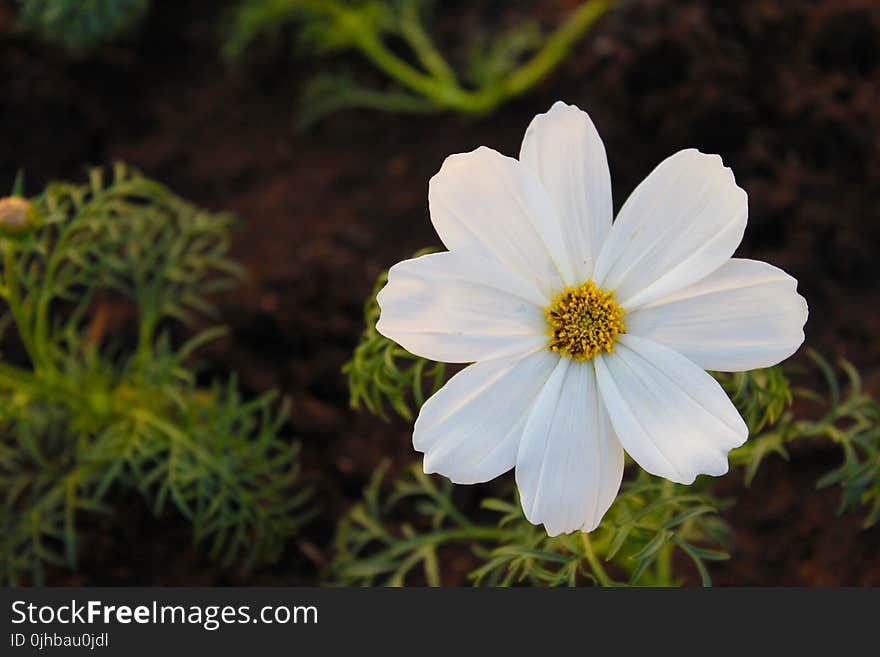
(0, 0, 878, 585)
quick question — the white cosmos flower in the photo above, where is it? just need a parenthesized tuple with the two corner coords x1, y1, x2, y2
(376, 101, 808, 536)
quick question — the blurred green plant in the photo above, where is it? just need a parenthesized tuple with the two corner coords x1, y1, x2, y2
(0, 165, 311, 585)
(225, 0, 616, 127)
(15, 0, 150, 53)
(336, 262, 880, 586)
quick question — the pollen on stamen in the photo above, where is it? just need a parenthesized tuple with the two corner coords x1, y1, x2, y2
(545, 280, 626, 361)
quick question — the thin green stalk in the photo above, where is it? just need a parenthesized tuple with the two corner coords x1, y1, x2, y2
(493, 0, 614, 102)
(655, 542, 673, 584)
(581, 532, 614, 586)
(362, 0, 615, 115)
(399, 2, 458, 84)
(2, 239, 37, 365)
(33, 230, 75, 374)
(655, 480, 675, 585)
(355, 0, 614, 115)
(353, 27, 461, 105)
(370, 526, 513, 563)
(135, 309, 156, 370)
(279, 0, 616, 123)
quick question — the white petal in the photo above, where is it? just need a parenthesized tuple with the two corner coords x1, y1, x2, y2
(593, 149, 748, 309)
(627, 259, 808, 371)
(377, 251, 549, 363)
(519, 101, 613, 281)
(516, 359, 625, 536)
(595, 335, 747, 484)
(429, 146, 576, 296)
(415, 350, 560, 484)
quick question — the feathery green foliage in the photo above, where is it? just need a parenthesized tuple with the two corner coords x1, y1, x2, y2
(730, 352, 880, 526)
(343, 248, 444, 422)
(15, 0, 150, 53)
(225, 0, 616, 127)
(328, 463, 730, 587)
(338, 261, 880, 586)
(0, 165, 311, 585)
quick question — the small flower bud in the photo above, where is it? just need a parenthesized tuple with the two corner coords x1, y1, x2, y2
(0, 196, 38, 237)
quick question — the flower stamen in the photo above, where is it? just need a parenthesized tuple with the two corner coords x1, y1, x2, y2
(545, 280, 626, 361)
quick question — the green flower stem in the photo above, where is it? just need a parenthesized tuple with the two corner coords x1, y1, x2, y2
(398, 2, 458, 85)
(2, 239, 37, 365)
(371, 526, 514, 562)
(580, 531, 615, 586)
(350, 0, 615, 115)
(352, 27, 457, 105)
(32, 229, 75, 375)
(655, 541, 674, 585)
(655, 480, 675, 585)
(490, 0, 614, 103)
(135, 308, 157, 370)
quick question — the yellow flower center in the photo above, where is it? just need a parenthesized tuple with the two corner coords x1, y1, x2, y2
(545, 280, 626, 361)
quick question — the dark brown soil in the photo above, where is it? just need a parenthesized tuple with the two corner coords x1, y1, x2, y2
(1, 0, 878, 585)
